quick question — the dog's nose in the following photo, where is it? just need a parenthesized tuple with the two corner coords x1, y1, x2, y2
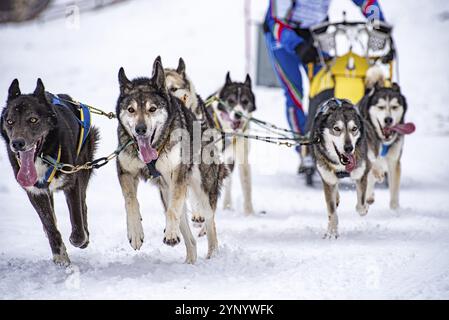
(11, 138, 26, 152)
(234, 112, 242, 120)
(135, 124, 147, 136)
(344, 144, 354, 154)
(384, 117, 393, 126)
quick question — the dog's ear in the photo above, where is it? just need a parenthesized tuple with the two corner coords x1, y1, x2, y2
(391, 82, 401, 92)
(0, 108, 9, 143)
(244, 74, 252, 88)
(225, 72, 232, 85)
(34, 78, 47, 103)
(152, 56, 167, 93)
(177, 57, 186, 77)
(118, 67, 133, 95)
(8, 79, 21, 101)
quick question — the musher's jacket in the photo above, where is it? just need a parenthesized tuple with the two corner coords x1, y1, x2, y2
(264, 0, 386, 54)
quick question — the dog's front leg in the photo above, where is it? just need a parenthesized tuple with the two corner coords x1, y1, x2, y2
(26, 191, 70, 266)
(239, 163, 254, 215)
(366, 170, 377, 205)
(222, 175, 233, 210)
(236, 138, 254, 215)
(64, 181, 89, 248)
(323, 182, 339, 239)
(118, 172, 144, 250)
(180, 204, 197, 264)
(356, 173, 369, 216)
(163, 175, 187, 247)
(388, 159, 401, 210)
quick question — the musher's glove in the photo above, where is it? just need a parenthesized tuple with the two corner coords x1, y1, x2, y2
(295, 40, 318, 64)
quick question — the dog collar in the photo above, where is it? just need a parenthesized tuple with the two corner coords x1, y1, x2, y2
(336, 171, 350, 179)
(380, 144, 391, 157)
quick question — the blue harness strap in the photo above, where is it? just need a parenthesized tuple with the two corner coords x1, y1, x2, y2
(76, 102, 91, 156)
(380, 144, 390, 157)
(51, 94, 91, 156)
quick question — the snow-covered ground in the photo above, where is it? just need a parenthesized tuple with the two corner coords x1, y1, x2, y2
(0, 0, 448, 299)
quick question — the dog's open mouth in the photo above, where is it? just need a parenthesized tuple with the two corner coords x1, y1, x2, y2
(220, 111, 243, 131)
(135, 131, 158, 164)
(340, 153, 356, 172)
(334, 144, 356, 172)
(16, 137, 43, 188)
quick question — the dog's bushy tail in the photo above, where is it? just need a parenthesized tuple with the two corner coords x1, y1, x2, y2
(365, 65, 385, 89)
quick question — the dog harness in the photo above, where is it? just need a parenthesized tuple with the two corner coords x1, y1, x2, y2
(380, 144, 390, 157)
(34, 94, 91, 188)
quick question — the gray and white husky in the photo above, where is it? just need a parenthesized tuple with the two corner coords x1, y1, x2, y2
(311, 98, 371, 238)
(115, 57, 227, 263)
(359, 67, 415, 210)
(207, 73, 256, 215)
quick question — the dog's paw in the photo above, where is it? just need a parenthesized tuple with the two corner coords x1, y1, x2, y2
(185, 251, 197, 265)
(69, 229, 89, 248)
(127, 219, 144, 250)
(198, 224, 207, 237)
(367, 195, 375, 205)
(206, 245, 218, 259)
(390, 201, 400, 210)
(356, 204, 369, 216)
(223, 201, 233, 211)
(191, 214, 205, 225)
(373, 168, 385, 182)
(244, 205, 255, 216)
(163, 227, 181, 247)
(323, 222, 339, 239)
(53, 252, 70, 267)
(323, 231, 339, 240)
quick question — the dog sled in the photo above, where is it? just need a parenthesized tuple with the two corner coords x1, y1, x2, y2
(303, 16, 397, 186)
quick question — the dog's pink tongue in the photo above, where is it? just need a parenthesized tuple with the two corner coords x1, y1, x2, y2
(136, 136, 158, 163)
(17, 148, 38, 187)
(390, 122, 416, 135)
(345, 153, 356, 173)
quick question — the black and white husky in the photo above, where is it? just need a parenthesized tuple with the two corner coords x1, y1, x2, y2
(207, 73, 256, 215)
(311, 98, 371, 238)
(0, 79, 99, 265)
(359, 67, 415, 209)
(115, 57, 227, 263)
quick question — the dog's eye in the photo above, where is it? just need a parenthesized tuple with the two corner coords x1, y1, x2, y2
(29, 117, 38, 124)
(149, 106, 157, 112)
(127, 107, 135, 113)
(352, 126, 358, 132)
(378, 106, 386, 110)
(6, 119, 14, 125)
(391, 106, 399, 111)
(333, 127, 341, 132)
(170, 88, 177, 93)
(228, 99, 236, 105)
(241, 99, 249, 106)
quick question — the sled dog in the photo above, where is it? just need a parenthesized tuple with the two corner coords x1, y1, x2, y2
(207, 73, 256, 215)
(115, 57, 227, 262)
(1, 79, 99, 265)
(358, 66, 415, 209)
(311, 98, 371, 238)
